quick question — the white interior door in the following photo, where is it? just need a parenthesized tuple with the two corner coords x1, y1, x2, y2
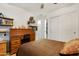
(36, 19, 46, 40)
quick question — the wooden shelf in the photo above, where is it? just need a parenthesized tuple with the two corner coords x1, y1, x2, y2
(0, 17, 13, 20)
(0, 29, 8, 33)
(0, 31, 6, 33)
(0, 17, 14, 26)
(0, 24, 13, 26)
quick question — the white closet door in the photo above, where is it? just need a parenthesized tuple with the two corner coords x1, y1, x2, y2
(48, 11, 79, 42)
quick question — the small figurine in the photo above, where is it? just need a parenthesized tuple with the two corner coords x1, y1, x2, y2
(27, 16, 35, 25)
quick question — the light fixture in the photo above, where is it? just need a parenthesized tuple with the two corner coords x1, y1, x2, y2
(41, 4, 44, 9)
(53, 3, 57, 4)
(37, 20, 41, 25)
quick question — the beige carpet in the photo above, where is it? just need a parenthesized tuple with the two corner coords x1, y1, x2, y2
(0, 53, 16, 56)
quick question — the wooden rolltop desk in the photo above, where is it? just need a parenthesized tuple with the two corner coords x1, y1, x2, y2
(9, 29, 35, 54)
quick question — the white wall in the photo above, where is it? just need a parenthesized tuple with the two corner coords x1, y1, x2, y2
(0, 4, 34, 41)
(48, 4, 79, 42)
(0, 4, 34, 28)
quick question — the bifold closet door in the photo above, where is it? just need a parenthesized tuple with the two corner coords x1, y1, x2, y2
(48, 11, 79, 42)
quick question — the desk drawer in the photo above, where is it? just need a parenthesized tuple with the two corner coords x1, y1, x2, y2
(0, 42, 6, 53)
(10, 38, 21, 45)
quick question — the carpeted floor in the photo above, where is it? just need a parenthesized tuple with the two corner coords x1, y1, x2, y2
(0, 53, 16, 56)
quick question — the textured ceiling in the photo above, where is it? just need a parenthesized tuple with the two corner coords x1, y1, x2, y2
(6, 3, 76, 19)
(8, 3, 74, 15)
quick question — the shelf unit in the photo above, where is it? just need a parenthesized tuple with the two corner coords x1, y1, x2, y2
(0, 17, 14, 26)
